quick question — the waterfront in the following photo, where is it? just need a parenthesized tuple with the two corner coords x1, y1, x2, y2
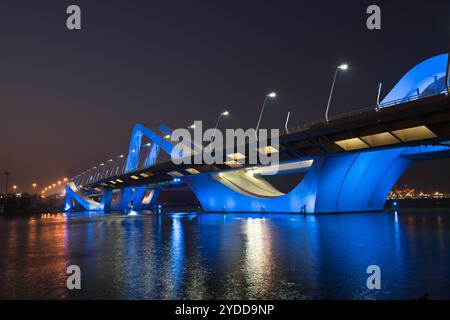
(0, 210, 449, 300)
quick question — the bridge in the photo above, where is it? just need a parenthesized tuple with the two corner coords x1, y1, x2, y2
(65, 52, 450, 214)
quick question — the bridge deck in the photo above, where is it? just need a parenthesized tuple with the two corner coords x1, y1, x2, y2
(81, 92, 450, 192)
(280, 92, 450, 158)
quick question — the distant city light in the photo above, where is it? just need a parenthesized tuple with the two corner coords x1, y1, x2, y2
(389, 185, 449, 200)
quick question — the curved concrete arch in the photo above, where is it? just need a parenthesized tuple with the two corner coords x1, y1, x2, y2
(184, 148, 413, 213)
(124, 123, 204, 173)
(381, 53, 448, 105)
(211, 171, 285, 198)
(132, 188, 160, 210)
(65, 182, 104, 211)
(124, 123, 177, 173)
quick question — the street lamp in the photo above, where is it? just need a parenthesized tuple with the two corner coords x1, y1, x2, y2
(255, 92, 277, 134)
(12, 185, 17, 192)
(213, 110, 229, 136)
(188, 124, 196, 129)
(4, 171, 10, 208)
(325, 64, 348, 122)
(209, 110, 230, 151)
(32, 183, 37, 194)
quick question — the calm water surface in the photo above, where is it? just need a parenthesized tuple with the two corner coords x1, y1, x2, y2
(0, 210, 449, 299)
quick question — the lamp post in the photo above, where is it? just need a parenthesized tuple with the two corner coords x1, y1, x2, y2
(4, 171, 10, 209)
(213, 111, 229, 136)
(325, 64, 348, 122)
(209, 111, 229, 151)
(255, 92, 277, 134)
(32, 183, 37, 195)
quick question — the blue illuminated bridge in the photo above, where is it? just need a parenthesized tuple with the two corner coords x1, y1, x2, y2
(66, 52, 450, 214)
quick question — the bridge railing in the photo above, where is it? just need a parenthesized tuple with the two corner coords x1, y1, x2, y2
(283, 88, 449, 135)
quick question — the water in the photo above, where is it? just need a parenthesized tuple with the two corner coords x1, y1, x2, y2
(0, 210, 449, 300)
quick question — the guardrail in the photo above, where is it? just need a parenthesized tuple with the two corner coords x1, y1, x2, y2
(283, 88, 449, 135)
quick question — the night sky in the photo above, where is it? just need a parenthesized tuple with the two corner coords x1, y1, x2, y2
(1, 0, 450, 193)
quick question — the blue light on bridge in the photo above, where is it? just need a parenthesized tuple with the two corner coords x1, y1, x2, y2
(64, 53, 450, 214)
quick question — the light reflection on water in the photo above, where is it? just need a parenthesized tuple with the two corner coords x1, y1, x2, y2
(0, 210, 449, 299)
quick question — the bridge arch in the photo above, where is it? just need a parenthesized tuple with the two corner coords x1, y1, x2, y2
(124, 124, 175, 173)
(183, 148, 414, 213)
(381, 53, 449, 105)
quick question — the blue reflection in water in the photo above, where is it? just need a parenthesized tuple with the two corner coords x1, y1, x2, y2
(0, 210, 449, 299)
(166, 215, 185, 297)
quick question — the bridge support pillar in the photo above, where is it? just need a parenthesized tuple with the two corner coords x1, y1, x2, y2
(103, 187, 134, 211)
(102, 187, 159, 211)
(131, 188, 160, 211)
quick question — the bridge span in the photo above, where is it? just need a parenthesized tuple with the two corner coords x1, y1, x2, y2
(66, 52, 450, 214)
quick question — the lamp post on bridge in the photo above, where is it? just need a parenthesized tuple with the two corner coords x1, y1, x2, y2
(213, 110, 229, 137)
(325, 64, 348, 122)
(209, 110, 230, 151)
(255, 92, 277, 135)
